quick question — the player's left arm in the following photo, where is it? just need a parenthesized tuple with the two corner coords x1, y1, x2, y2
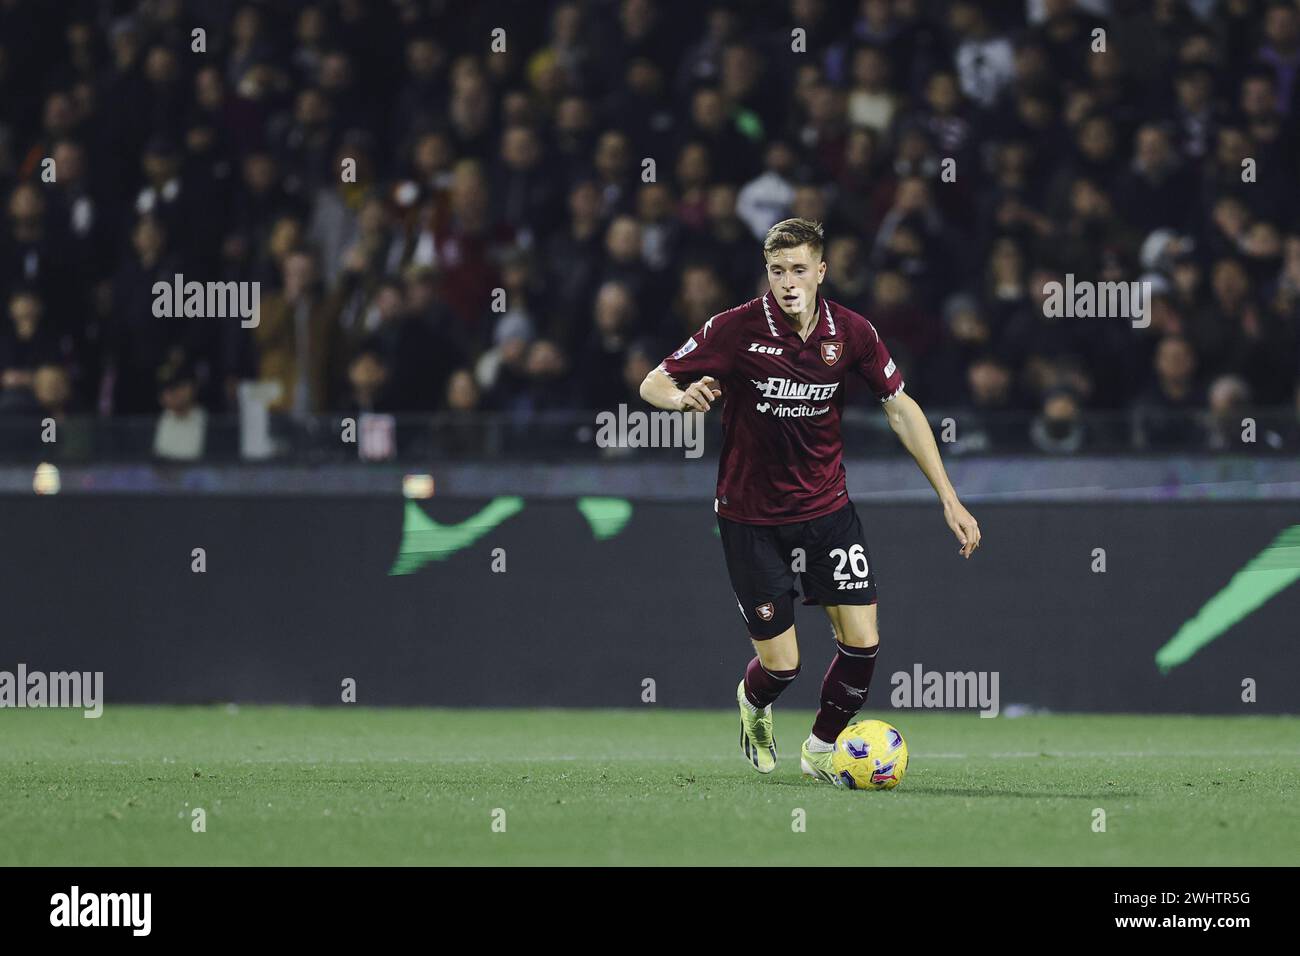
(883, 390, 982, 559)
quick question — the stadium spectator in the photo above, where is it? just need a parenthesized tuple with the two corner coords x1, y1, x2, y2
(255, 247, 343, 414)
(1134, 335, 1207, 449)
(925, 293, 991, 407)
(153, 356, 207, 461)
(1258, 2, 1300, 116)
(0, 288, 59, 415)
(736, 140, 797, 241)
(959, 352, 1024, 452)
(1030, 387, 1086, 454)
(578, 280, 639, 410)
(343, 348, 388, 414)
(622, 337, 663, 407)
(948, 1, 1015, 110)
(1206, 374, 1254, 450)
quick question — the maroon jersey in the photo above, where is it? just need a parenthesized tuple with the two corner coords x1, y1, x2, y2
(658, 290, 905, 525)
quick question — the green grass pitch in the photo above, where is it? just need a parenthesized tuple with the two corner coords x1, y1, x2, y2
(1, 707, 1295, 866)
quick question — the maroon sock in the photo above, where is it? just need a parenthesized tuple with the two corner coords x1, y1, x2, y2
(812, 641, 879, 743)
(743, 657, 800, 709)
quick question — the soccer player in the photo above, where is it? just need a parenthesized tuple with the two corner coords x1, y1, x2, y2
(639, 218, 981, 783)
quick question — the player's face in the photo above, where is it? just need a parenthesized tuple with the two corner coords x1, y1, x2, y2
(765, 243, 826, 317)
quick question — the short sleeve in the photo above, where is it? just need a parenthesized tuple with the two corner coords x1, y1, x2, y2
(658, 310, 736, 384)
(855, 320, 905, 402)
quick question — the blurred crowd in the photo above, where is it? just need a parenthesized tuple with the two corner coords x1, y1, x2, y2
(1, 0, 1299, 455)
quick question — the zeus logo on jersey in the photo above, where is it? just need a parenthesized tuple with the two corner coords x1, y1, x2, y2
(750, 377, 839, 402)
(748, 343, 783, 354)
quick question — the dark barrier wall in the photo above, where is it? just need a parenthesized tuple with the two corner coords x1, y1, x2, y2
(1, 495, 1296, 713)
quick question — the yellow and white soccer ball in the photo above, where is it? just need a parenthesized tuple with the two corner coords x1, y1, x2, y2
(832, 719, 909, 790)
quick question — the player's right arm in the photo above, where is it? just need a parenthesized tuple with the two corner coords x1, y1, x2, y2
(639, 367, 722, 411)
(640, 307, 739, 412)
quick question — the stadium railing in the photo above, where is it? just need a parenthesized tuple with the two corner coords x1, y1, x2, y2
(1, 408, 1297, 463)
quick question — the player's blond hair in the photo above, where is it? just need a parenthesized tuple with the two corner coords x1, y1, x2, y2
(763, 218, 825, 262)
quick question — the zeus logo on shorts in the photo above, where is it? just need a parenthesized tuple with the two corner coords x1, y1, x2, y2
(750, 377, 839, 402)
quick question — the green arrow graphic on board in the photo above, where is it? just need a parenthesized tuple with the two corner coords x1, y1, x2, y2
(388, 496, 525, 575)
(1155, 524, 1300, 673)
(388, 496, 639, 575)
(576, 497, 633, 540)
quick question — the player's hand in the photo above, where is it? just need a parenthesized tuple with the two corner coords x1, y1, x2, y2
(943, 499, 981, 558)
(677, 376, 722, 412)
